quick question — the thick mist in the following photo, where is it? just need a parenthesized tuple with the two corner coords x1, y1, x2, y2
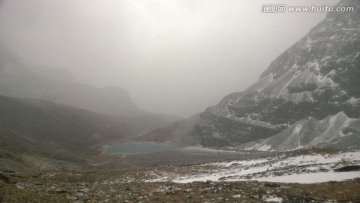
(0, 0, 339, 117)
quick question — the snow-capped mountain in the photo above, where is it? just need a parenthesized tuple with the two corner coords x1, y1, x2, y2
(141, 0, 360, 151)
(196, 0, 360, 149)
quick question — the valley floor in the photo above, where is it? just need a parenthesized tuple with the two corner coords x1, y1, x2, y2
(1, 149, 360, 202)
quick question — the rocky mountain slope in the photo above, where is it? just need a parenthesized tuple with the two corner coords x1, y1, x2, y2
(238, 111, 360, 151)
(135, 114, 201, 145)
(141, 0, 360, 150)
(0, 94, 173, 171)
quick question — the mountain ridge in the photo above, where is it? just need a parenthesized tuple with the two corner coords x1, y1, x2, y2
(139, 0, 360, 151)
(0, 94, 131, 171)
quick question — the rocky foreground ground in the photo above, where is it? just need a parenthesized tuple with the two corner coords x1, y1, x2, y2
(1, 149, 360, 202)
(1, 170, 360, 203)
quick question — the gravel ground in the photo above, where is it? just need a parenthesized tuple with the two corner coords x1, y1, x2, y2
(1, 149, 360, 202)
(1, 169, 360, 203)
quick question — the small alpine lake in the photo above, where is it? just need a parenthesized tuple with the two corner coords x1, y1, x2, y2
(104, 142, 181, 154)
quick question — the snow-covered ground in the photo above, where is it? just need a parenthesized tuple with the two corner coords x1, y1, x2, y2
(145, 150, 360, 184)
(179, 146, 237, 153)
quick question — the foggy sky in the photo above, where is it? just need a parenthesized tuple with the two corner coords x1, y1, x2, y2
(0, 0, 339, 117)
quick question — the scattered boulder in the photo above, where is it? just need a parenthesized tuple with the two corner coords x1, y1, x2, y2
(264, 182, 281, 188)
(334, 165, 360, 172)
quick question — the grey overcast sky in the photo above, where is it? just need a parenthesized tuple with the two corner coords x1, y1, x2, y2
(0, 0, 339, 117)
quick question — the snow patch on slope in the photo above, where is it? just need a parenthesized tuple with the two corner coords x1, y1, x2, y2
(347, 97, 360, 106)
(145, 151, 360, 184)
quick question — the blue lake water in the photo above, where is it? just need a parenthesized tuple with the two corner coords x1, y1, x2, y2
(105, 142, 180, 154)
